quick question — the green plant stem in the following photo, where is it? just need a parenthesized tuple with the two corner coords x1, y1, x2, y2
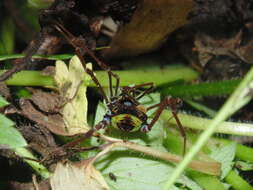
(0, 66, 198, 87)
(27, 0, 52, 8)
(0, 54, 73, 61)
(187, 171, 227, 190)
(236, 144, 253, 162)
(161, 110, 253, 136)
(225, 170, 253, 190)
(2, 71, 55, 87)
(163, 67, 253, 189)
(162, 79, 240, 97)
(14, 147, 51, 179)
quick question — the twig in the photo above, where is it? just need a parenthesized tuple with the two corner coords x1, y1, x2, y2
(92, 135, 221, 176)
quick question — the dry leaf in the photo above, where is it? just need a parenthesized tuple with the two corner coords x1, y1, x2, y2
(19, 99, 68, 136)
(50, 161, 109, 190)
(54, 56, 92, 135)
(102, 0, 193, 58)
(30, 89, 63, 113)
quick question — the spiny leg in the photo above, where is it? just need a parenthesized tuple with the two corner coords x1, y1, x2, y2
(135, 83, 154, 100)
(54, 23, 120, 97)
(62, 112, 111, 149)
(54, 23, 109, 103)
(41, 119, 109, 164)
(144, 96, 186, 155)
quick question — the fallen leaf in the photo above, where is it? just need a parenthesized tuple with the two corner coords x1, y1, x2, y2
(50, 161, 109, 190)
(102, 0, 193, 58)
(29, 89, 63, 113)
(19, 99, 68, 136)
(54, 56, 91, 135)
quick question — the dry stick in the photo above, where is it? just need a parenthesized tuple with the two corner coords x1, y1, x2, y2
(0, 31, 45, 81)
(96, 135, 220, 176)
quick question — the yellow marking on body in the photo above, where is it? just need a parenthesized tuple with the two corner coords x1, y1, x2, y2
(111, 114, 143, 132)
(136, 105, 147, 113)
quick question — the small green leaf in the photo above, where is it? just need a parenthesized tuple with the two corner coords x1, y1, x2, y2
(210, 143, 236, 179)
(96, 153, 201, 190)
(0, 114, 27, 149)
(0, 95, 9, 107)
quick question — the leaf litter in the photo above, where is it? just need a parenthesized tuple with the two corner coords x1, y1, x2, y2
(18, 56, 92, 136)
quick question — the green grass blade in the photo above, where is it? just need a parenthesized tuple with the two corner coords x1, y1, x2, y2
(225, 170, 253, 190)
(162, 79, 240, 97)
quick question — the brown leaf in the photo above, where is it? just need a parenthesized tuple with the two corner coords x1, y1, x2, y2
(102, 0, 193, 58)
(195, 25, 253, 66)
(29, 88, 63, 113)
(19, 99, 69, 136)
(8, 180, 50, 190)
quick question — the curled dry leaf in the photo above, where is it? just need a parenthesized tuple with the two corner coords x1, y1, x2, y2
(54, 55, 92, 135)
(102, 0, 193, 58)
(50, 161, 109, 190)
(195, 24, 253, 66)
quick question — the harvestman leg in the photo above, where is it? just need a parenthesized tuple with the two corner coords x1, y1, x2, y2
(54, 24, 110, 103)
(120, 82, 154, 104)
(41, 118, 110, 164)
(54, 23, 120, 98)
(40, 24, 113, 162)
(61, 119, 108, 149)
(146, 96, 186, 155)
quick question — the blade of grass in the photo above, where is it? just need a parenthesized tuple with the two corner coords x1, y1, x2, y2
(0, 54, 74, 61)
(0, 65, 198, 87)
(225, 170, 253, 190)
(163, 67, 253, 189)
(27, 0, 52, 8)
(162, 79, 240, 97)
(187, 171, 227, 190)
(161, 111, 253, 136)
(0, 48, 109, 61)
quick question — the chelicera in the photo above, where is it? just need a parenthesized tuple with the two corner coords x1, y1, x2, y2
(52, 23, 187, 154)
